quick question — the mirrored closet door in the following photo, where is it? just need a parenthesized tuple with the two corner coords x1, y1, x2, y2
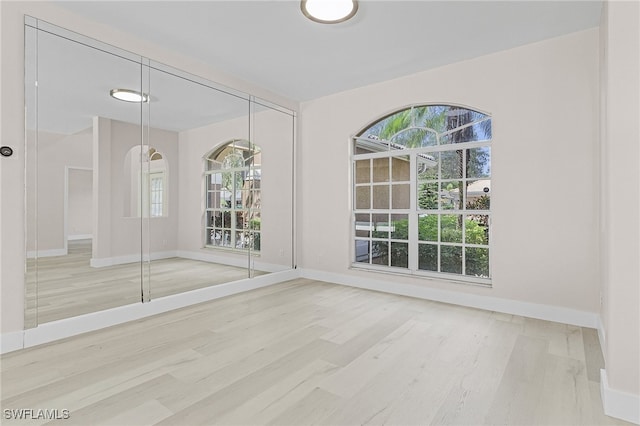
(25, 18, 295, 327)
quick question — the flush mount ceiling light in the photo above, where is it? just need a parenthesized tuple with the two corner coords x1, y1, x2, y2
(301, 0, 358, 24)
(110, 88, 149, 103)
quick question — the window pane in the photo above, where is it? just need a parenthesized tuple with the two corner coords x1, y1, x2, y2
(392, 184, 410, 209)
(390, 242, 408, 268)
(390, 128, 437, 148)
(467, 147, 491, 178)
(466, 247, 489, 278)
(204, 229, 215, 246)
(207, 172, 221, 190)
(212, 211, 223, 227)
(441, 245, 462, 274)
(390, 214, 408, 240)
(441, 214, 462, 243)
(373, 158, 390, 182)
(207, 191, 220, 209)
(391, 156, 410, 181)
(465, 215, 490, 245)
(418, 244, 437, 271)
(417, 153, 438, 181)
(355, 159, 370, 184)
(372, 213, 389, 238)
(355, 240, 370, 263)
(441, 150, 464, 179)
(235, 211, 245, 230)
(371, 241, 388, 265)
(417, 182, 438, 210)
(355, 186, 371, 209)
(251, 232, 261, 251)
(235, 231, 246, 248)
(418, 214, 438, 242)
(440, 181, 462, 210)
(465, 180, 490, 210)
(355, 213, 371, 238)
(221, 229, 232, 247)
(372, 185, 390, 209)
(441, 119, 492, 144)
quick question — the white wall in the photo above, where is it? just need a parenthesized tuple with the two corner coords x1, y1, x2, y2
(298, 29, 600, 313)
(599, 0, 640, 406)
(67, 168, 93, 238)
(26, 128, 92, 253)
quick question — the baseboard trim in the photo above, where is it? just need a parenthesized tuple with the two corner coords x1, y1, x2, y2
(2, 269, 300, 354)
(0, 330, 24, 354)
(90, 251, 178, 268)
(26, 248, 67, 259)
(601, 369, 640, 424)
(299, 268, 599, 328)
(177, 250, 290, 273)
(68, 234, 93, 241)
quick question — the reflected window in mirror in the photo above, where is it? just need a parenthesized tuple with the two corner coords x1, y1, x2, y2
(205, 139, 261, 252)
(124, 146, 168, 218)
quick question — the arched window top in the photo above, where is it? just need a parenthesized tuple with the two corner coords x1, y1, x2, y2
(206, 139, 261, 172)
(355, 105, 492, 152)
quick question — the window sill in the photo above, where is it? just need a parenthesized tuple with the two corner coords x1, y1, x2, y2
(204, 245, 261, 256)
(349, 263, 492, 288)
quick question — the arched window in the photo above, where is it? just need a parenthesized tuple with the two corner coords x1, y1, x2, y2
(123, 145, 167, 218)
(204, 139, 261, 251)
(352, 105, 491, 284)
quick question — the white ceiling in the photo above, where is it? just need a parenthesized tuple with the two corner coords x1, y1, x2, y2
(54, 0, 602, 102)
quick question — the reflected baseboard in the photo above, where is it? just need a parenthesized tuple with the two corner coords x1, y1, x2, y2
(177, 250, 291, 273)
(26, 248, 68, 259)
(89, 250, 290, 273)
(68, 234, 93, 241)
(90, 251, 178, 268)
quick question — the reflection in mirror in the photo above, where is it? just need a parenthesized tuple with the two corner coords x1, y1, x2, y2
(25, 18, 296, 327)
(25, 19, 145, 326)
(124, 146, 167, 218)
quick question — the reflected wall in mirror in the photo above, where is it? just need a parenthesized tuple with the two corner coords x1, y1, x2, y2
(25, 18, 295, 328)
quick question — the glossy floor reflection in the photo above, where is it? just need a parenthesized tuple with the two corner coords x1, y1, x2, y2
(27, 240, 263, 324)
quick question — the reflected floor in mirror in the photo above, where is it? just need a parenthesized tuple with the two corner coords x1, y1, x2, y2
(2, 279, 631, 425)
(27, 239, 264, 324)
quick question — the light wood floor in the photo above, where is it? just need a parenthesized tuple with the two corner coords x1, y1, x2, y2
(2, 279, 630, 425)
(27, 240, 264, 324)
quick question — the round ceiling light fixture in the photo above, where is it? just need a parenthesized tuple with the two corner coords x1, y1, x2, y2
(301, 0, 358, 24)
(110, 88, 149, 103)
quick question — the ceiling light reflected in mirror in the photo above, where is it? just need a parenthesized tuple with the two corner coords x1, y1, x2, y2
(110, 88, 149, 103)
(301, 0, 358, 24)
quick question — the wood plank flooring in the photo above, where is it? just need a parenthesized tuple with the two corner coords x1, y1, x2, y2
(27, 240, 264, 324)
(1, 279, 631, 425)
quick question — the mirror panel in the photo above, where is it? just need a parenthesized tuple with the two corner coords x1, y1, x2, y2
(25, 20, 146, 325)
(250, 99, 296, 273)
(145, 62, 254, 300)
(25, 18, 296, 327)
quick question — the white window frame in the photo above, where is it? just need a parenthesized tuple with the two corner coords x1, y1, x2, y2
(351, 105, 492, 286)
(204, 141, 261, 253)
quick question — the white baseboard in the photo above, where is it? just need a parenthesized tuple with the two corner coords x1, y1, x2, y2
(601, 369, 640, 424)
(1, 269, 301, 354)
(299, 268, 599, 328)
(177, 250, 290, 273)
(68, 234, 93, 241)
(26, 248, 67, 259)
(90, 251, 178, 268)
(0, 330, 24, 354)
